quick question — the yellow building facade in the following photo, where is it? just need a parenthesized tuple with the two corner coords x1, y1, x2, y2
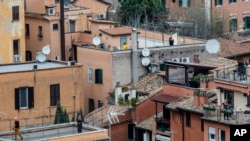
(0, 0, 25, 63)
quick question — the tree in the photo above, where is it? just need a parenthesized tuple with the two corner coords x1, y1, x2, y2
(54, 102, 69, 124)
(118, 0, 166, 29)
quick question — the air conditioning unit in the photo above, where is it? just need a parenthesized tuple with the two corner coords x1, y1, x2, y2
(47, 8, 56, 16)
(13, 55, 21, 62)
(68, 61, 76, 66)
(181, 57, 190, 63)
(98, 13, 106, 20)
(171, 58, 180, 62)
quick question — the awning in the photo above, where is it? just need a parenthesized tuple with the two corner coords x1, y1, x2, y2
(151, 94, 180, 104)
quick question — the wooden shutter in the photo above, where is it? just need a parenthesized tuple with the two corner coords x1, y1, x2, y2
(179, 0, 182, 7)
(28, 87, 34, 108)
(15, 88, 20, 110)
(95, 69, 103, 84)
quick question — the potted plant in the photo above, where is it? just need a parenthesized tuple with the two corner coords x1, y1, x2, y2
(118, 95, 124, 105)
(220, 109, 233, 115)
(129, 98, 138, 108)
(203, 104, 216, 111)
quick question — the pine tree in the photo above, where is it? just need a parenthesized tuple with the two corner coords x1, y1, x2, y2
(54, 102, 63, 124)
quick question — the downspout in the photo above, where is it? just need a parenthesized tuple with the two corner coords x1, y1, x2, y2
(106, 3, 111, 20)
(182, 111, 185, 141)
(60, 0, 66, 61)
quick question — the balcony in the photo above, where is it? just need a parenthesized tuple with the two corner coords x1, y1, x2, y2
(37, 33, 43, 39)
(202, 108, 250, 125)
(155, 115, 171, 134)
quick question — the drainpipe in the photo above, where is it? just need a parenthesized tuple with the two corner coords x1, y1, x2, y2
(131, 28, 138, 84)
(60, 0, 66, 61)
(181, 111, 184, 141)
(106, 3, 111, 20)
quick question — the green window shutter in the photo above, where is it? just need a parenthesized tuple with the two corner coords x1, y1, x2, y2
(95, 69, 103, 84)
(15, 88, 20, 110)
(188, 0, 190, 7)
(28, 87, 34, 108)
(179, 0, 182, 7)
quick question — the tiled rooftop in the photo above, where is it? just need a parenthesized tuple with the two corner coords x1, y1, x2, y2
(217, 38, 250, 58)
(136, 116, 154, 131)
(200, 57, 237, 72)
(100, 26, 132, 36)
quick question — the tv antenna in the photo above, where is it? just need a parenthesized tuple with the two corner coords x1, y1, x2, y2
(205, 39, 220, 54)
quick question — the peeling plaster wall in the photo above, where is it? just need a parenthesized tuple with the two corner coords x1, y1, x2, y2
(0, 0, 25, 63)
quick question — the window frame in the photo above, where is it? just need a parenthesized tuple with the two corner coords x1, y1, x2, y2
(50, 84, 60, 106)
(38, 26, 43, 38)
(13, 39, 20, 55)
(215, 0, 223, 6)
(12, 6, 19, 21)
(95, 69, 103, 84)
(53, 23, 59, 31)
(243, 16, 250, 29)
(15, 87, 34, 110)
(25, 24, 30, 36)
(218, 128, 225, 141)
(69, 20, 76, 32)
(229, 0, 237, 4)
(179, 0, 190, 8)
(88, 67, 94, 83)
(229, 18, 237, 32)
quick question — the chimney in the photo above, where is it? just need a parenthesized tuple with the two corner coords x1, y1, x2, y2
(115, 82, 122, 104)
(131, 28, 138, 84)
(213, 69, 219, 78)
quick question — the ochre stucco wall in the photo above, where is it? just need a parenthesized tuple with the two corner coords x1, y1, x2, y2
(0, 0, 25, 63)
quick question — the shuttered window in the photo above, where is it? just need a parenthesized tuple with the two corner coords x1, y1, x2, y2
(50, 84, 60, 106)
(12, 6, 19, 21)
(95, 69, 103, 84)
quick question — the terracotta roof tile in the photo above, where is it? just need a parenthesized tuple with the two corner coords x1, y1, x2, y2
(100, 26, 132, 36)
(216, 38, 250, 58)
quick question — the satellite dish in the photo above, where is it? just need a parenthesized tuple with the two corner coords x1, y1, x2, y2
(142, 48, 150, 57)
(93, 37, 101, 46)
(42, 45, 51, 55)
(36, 52, 46, 63)
(141, 57, 150, 66)
(205, 39, 220, 54)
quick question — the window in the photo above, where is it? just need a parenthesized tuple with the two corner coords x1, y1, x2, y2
(25, 24, 30, 36)
(98, 100, 102, 108)
(53, 24, 59, 31)
(95, 69, 103, 84)
(12, 6, 19, 21)
(247, 95, 250, 106)
(186, 112, 191, 127)
(243, 16, 250, 29)
(219, 129, 225, 141)
(89, 98, 95, 113)
(88, 68, 94, 83)
(208, 127, 215, 141)
(13, 39, 19, 55)
(38, 26, 43, 38)
(229, 0, 236, 3)
(69, 20, 76, 32)
(15, 87, 34, 110)
(215, 0, 222, 6)
(55, 0, 60, 3)
(50, 84, 60, 106)
(230, 18, 237, 32)
(179, 0, 190, 7)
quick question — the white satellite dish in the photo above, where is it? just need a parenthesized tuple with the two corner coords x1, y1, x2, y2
(42, 45, 51, 55)
(93, 37, 101, 46)
(141, 57, 150, 66)
(205, 39, 220, 54)
(36, 52, 46, 63)
(142, 48, 150, 57)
